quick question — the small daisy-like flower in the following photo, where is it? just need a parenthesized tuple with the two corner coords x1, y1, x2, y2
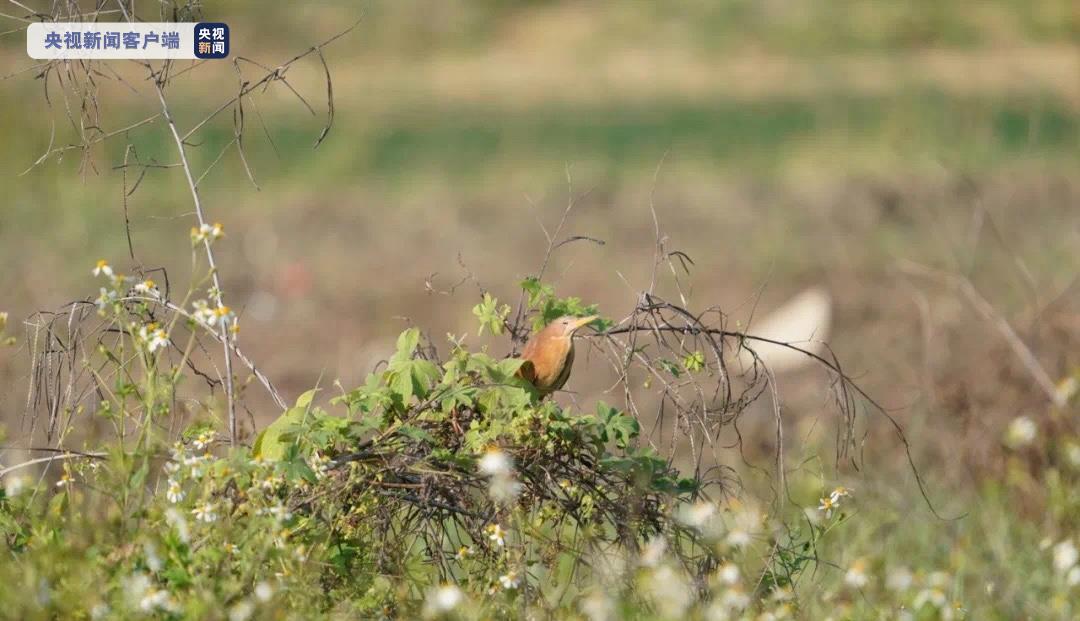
(886, 566, 914, 592)
(214, 305, 235, 326)
(192, 502, 218, 523)
(254, 582, 273, 603)
(498, 571, 520, 590)
(844, 558, 869, 589)
(144, 542, 163, 573)
(137, 323, 169, 353)
(263, 503, 292, 522)
(455, 546, 474, 560)
(164, 508, 190, 543)
(139, 588, 175, 613)
(424, 584, 463, 616)
(485, 523, 506, 547)
(228, 600, 254, 621)
(679, 501, 716, 529)
(166, 478, 184, 503)
(478, 448, 511, 477)
(95, 287, 118, 311)
(223, 542, 238, 555)
(1054, 539, 1079, 574)
(133, 279, 160, 299)
(192, 430, 216, 451)
(913, 587, 948, 609)
(641, 537, 666, 567)
(717, 562, 740, 585)
(191, 222, 225, 244)
(56, 463, 75, 488)
(308, 451, 330, 480)
(5, 475, 28, 497)
(1005, 416, 1038, 448)
(818, 495, 837, 518)
(93, 259, 113, 278)
(830, 486, 852, 502)
(1056, 376, 1079, 405)
(191, 300, 217, 329)
(260, 473, 283, 491)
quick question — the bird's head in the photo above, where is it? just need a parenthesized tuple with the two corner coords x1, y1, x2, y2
(548, 314, 599, 338)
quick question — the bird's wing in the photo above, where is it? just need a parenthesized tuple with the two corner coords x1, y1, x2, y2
(516, 358, 537, 384)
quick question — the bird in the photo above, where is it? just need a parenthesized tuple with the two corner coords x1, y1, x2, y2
(516, 315, 598, 398)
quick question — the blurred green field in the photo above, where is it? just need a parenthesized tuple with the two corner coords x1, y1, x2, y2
(0, 1, 1079, 618)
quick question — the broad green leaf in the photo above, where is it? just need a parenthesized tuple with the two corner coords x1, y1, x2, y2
(252, 406, 307, 461)
(295, 388, 319, 409)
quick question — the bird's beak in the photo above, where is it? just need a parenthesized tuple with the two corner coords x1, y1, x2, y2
(570, 315, 600, 333)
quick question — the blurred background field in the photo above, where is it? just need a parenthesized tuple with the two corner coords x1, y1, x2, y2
(1, 1, 1079, 616)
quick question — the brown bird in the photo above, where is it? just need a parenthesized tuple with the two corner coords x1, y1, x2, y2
(517, 315, 599, 397)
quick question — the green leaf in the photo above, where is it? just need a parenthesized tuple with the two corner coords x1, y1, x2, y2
(599, 402, 639, 449)
(295, 388, 319, 409)
(390, 328, 422, 365)
(683, 351, 705, 373)
(472, 293, 509, 336)
(252, 406, 307, 461)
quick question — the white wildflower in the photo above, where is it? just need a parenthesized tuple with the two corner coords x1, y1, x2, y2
(1056, 376, 1078, 405)
(580, 591, 615, 621)
(229, 600, 254, 621)
(191, 222, 225, 244)
(132, 279, 160, 299)
(485, 523, 506, 547)
(479, 448, 511, 476)
(137, 323, 169, 353)
(423, 584, 463, 618)
(92, 259, 113, 278)
(726, 504, 760, 548)
(166, 478, 184, 503)
(498, 571, 520, 590)
(254, 582, 273, 603)
(192, 430, 216, 451)
(308, 451, 330, 480)
(1054, 539, 1079, 574)
(5, 475, 28, 497)
(263, 502, 292, 522)
(829, 486, 852, 502)
(640, 537, 667, 567)
(886, 566, 914, 592)
(55, 464, 75, 488)
(164, 507, 190, 543)
(191, 299, 217, 329)
(818, 495, 838, 519)
(95, 287, 118, 311)
(913, 588, 948, 609)
(1005, 416, 1037, 448)
(717, 562, 740, 585)
(192, 502, 218, 523)
(143, 542, 162, 573)
(643, 565, 691, 618)
(679, 501, 717, 530)
(719, 586, 751, 611)
(478, 448, 519, 502)
(844, 559, 869, 589)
